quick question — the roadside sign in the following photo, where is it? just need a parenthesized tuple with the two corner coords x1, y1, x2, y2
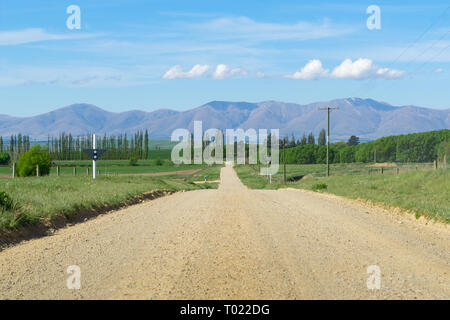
(83, 134, 106, 180)
(83, 149, 106, 161)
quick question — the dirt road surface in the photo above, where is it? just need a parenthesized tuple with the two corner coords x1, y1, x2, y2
(0, 163, 449, 299)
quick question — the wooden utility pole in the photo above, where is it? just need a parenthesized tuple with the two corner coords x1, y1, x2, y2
(318, 107, 339, 176)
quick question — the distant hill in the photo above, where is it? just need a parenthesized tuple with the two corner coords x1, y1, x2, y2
(1, 98, 449, 141)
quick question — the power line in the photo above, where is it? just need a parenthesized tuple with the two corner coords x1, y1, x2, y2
(384, 5, 450, 69)
(363, 30, 450, 95)
(414, 41, 450, 73)
(406, 29, 450, 65)
(355, 5, 450, 97)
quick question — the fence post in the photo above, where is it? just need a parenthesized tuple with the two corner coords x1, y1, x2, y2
(396, 167, 399, 174)
(434, 160, 437, 170)
(36, 164, 39, 177)
(73, 167, 77, 176)
(380, 167, 383, 175)
(12, 162, 15, 179)
(87, 167, 89, 176)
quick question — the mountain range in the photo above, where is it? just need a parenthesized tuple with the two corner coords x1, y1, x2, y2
(1, 98, 449, 141)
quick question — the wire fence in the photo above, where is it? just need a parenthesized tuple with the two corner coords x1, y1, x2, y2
(250, 161, 448, 184)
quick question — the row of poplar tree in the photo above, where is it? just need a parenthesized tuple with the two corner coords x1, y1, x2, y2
(47, 130, 150, 160)
(2, 130, 151, 161)
(0, 135, 32, 161)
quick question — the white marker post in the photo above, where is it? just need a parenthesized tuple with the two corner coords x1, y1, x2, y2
(93, 134, 96, 180)
(83, 135, 105, 180)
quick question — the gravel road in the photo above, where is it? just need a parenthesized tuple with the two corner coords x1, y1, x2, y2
(0, 163, 449, 299)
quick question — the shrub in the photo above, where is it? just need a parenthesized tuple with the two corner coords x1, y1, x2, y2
(312, 183, 328, 191)
(129, 157, 138, 166)
(16, 145, 52, 177)
(0, 152, 10, 165)
(154, 158, 164, 166)
(0, 191, 14, 211)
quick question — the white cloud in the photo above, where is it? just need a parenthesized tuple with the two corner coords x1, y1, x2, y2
(211, 64, 247, 79)
(285, 58, 405, 80)
(162, 64, 246, 80)
(330, 58, 404, 80)
(286, 59, 329, 80)
(256, 71, 266, 78)
(331, 58, 374, 79)
(162, 64, 211, 79)
(375, 67, 405, 80)
(434, 68, 443, 73)
(0, 28, 98, 46)
(0, 65, 156, 87)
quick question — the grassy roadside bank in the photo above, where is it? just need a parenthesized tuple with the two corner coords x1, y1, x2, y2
(0, 166, 222, 234)
(235, 165, 450, 223)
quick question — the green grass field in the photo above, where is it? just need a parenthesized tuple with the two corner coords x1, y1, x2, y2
(0, 164, 223, 232)
(235, 164, 449, 223)
(187, 165, 223, 182)
(149, 140, 178, 150)
(52, 161, 205, 175)
(292, 169, 449, 223)
(0, 160, 209, 176)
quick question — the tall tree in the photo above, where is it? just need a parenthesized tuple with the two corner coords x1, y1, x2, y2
(318, 129, 326, 146)
(144, 130, 149, 160)
(347, 135, 360, 146)
(307, 132, 315, 145)
(289, 134, 296, 148)
(300, 133, 307, 145)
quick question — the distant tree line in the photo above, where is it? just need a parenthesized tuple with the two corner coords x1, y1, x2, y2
(2, 129, 448, 165)
(0, 130, 151, 163)
(281, 129, 327, 148)
(0, 134, 32, 164)
(282, 129, 450, 164)
(47, 130, 150, 160)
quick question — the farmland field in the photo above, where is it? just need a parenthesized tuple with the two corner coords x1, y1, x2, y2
(0, 160, 210, 176)
(187, 164, 223, 182)
(50, 161, 204, 175)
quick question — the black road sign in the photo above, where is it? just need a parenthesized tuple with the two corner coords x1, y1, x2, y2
(83, 149, 106, 161)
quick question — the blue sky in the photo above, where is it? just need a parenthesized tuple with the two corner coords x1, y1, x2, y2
(0, 0, 449, 116)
